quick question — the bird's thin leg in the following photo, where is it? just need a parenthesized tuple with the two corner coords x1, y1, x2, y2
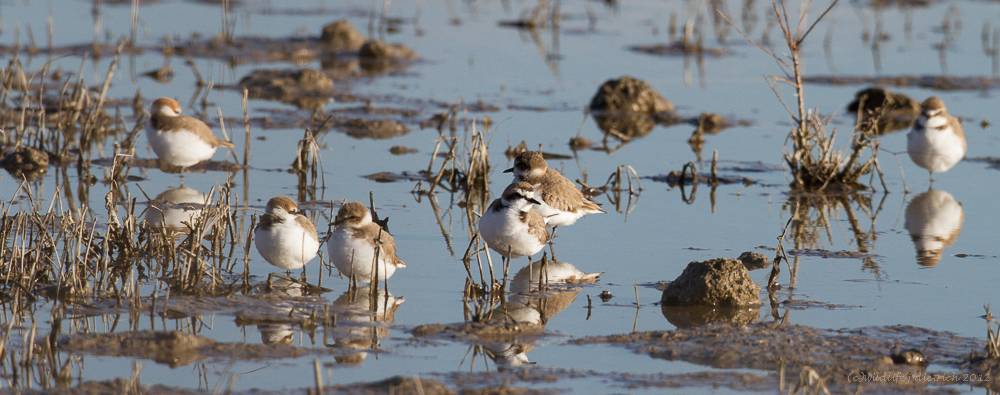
(547, 226, 558, 260)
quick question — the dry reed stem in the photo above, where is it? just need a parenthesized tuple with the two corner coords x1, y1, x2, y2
(721, 0, 886, 191)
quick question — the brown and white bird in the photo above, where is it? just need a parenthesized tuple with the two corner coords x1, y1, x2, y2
(327, 202, 405, 284)
(147, 97, 234, 170)
(254, 196, 320, 274)
(907, 97, 966, 183)
(478, 182, 550, 261)
(504, 151, 605, 232)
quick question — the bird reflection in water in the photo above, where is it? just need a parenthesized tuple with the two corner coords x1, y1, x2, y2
(256, 277, 303, 346)
(904, 189, 964, 267)
(145, 185, 207, 236)
(481, 259, 601, 367)
(327, 286, 404, 364)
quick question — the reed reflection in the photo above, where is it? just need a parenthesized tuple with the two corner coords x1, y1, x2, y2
(904, 189, 963, 267)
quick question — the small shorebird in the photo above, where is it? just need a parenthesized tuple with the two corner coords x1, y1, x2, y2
(328, 202, 405, 285)
(907, 97, 966, 183)
(504, 151, 605, 236)
(479, 182, 550, 264)
(147, 97, 234, 171)
(254, 196, 319, 276)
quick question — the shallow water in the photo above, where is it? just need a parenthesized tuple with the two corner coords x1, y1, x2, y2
(1, 0, 998, 393)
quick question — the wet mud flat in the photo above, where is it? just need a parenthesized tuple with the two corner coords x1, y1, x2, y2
(20, 319, 995, 394)
(574, 322, 998, 393)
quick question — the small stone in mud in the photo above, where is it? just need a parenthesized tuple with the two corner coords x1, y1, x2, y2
(320, 20, 366, 51)
(598, 290, 613, 302)
(589, 76, 674, 115)
(890, 349, 927, 366)
(661, 258, 761, 307)
(696, 112, 728, 135)
(569, 137, 593, 150)
(390, 146, 418, 155)
(738, 251, 771, 271)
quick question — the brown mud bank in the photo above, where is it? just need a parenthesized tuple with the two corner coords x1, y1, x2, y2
(574, 322, 999, 393)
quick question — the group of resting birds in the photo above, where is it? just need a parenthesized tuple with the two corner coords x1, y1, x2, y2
(146, 97, 404, 284)
(143, 94, 967, 283)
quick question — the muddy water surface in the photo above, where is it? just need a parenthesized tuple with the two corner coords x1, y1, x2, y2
(0, 0, 998, 394)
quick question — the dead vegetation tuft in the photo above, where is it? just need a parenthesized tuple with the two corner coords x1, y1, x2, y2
(720, 0, 891, 192)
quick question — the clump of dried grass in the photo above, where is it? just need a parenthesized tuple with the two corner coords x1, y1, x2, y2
(720, 0, 889, 192)
(986, 304, 999, 358)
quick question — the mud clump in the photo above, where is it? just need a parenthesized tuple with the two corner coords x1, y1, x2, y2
(737, 251, 771, 271)
(589, 76, 677, 142)
(59, 330, 216, 368)
(1, 146, 49, 180)
(661, 258, 761, 307)
(239, 69, 335, 110)
(695, 112, 729, 135)
(359, 41, 418, 73)
(847, 86, 921, 134)
(342, 118, 410, 139)
(575, 323, 993, 393)
(320, 20, 366, 51)
(390, 146, 419, 155)
(589, 76, 674, 115)
(327, 376, 455, 395)
(359, 41, 417, 61)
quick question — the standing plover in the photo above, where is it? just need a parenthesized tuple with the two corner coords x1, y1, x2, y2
(504, 151, 605, 234)
(254, 196, 320, 275)
(479, 182, 550, 263)
(907, 97, 966, 183)
(328, 202, 405, 284)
